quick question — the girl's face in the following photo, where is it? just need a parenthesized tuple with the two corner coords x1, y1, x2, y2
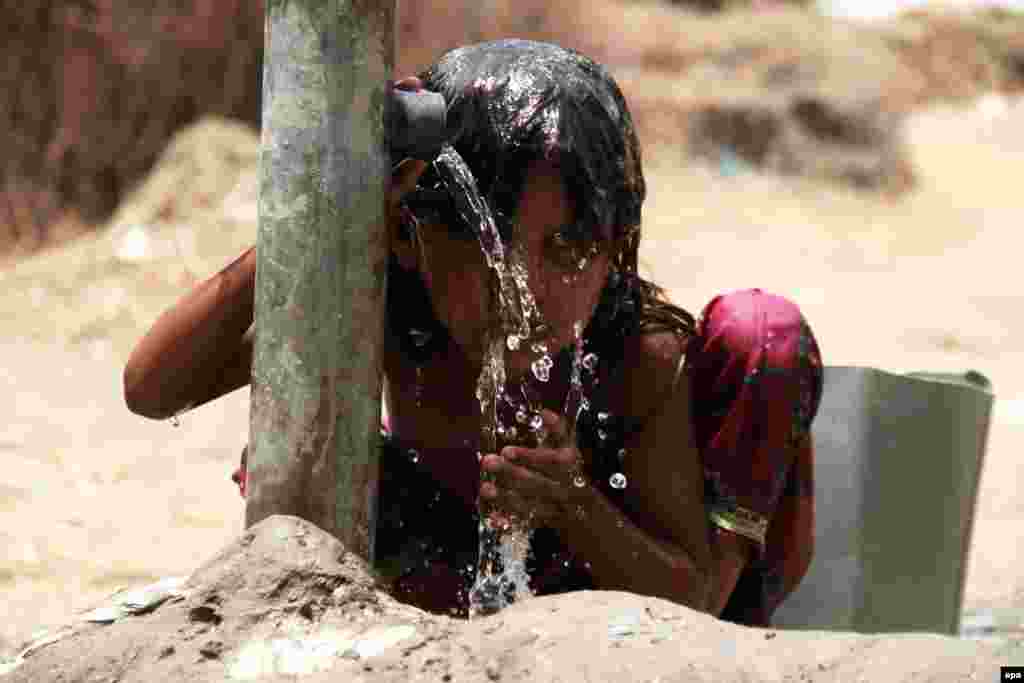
(407, 160, 611, 379)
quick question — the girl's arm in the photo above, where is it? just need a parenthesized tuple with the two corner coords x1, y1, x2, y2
(482, 332, 721, 612)
(551, 339, 719, 612)
(123, 246, 257, 419)
(123, 152, 430, 421)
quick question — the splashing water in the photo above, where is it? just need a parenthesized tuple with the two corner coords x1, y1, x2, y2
(435, 146, 600, 618)
(469, 519, 533, 618)
(168, 403, 194, 428)
(409, 328, 432, 348)
(560, 322, 591, 505)
(438, 145, 537, 619)
(530, 355, 553, 383)
(609, 472, 627, 490)
(566, 322, 585, 406)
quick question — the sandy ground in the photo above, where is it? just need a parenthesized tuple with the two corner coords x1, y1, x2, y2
(2, 95, 1023, 656)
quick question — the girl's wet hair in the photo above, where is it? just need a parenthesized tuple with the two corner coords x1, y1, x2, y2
(419, 40, 643, 249)
(391, 40, 695, 365)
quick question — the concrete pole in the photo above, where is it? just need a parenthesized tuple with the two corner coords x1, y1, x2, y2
(247, 0, 394, 564)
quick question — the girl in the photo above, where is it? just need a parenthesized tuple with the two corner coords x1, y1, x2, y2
(124, 40, 822, 626)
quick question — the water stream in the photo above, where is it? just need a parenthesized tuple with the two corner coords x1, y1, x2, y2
(432, 146, 598, 618)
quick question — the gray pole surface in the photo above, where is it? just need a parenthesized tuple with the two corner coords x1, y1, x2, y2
(247, 0, 394, 563)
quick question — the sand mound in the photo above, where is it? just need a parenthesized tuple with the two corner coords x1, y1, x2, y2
(0, 117, 259, 357)
(2, 515, 1016, 683)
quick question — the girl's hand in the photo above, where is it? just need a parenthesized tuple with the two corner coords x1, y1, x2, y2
(478, 410, 589, 528)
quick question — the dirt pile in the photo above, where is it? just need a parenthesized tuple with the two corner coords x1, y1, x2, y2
(882, 7, 1024, 105)
(0, 116, 259, 359)
(607, 6, 920, 193)
(2, 515, 1015, 683)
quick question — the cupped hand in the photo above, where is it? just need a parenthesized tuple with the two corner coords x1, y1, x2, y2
(478, 410, 590, 528)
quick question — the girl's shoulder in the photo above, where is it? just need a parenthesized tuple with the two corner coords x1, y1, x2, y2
(600, 327, 690, 424)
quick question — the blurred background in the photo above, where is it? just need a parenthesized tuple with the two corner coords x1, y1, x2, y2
(2, 0, 1024, 656)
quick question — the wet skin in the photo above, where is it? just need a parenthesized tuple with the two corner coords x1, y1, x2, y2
(123, 77, 755, 619)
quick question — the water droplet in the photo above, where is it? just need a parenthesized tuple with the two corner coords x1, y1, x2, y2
(561, 275, 572, 285)
(579, 397, 590, 411)
(530, 341, 548, 355)
(583, 561, 592, 570)
(575, 505, 586, 520)
(563, 560, 570, 568)
(616, 519, 625, 528)
(516, 409, 528, 424)
(573, 321, 584, 339)
(506, 334, 521, 351)
(531, 355, 553, 383)
(617, 448, 627, 461)
(477, 452, 484, 462)
(409, 449, 420, 464)
(582, 353, 598, 372)
(597, 411, 609, 423)
(529, 414, 543, 432)
(572, 474, 586, 488)
(577, 257, 588, 271)
(409, 328, 432, 348)
(609, 473, 627, 489)
(597, 429, 608, 441)
(170, 415, 181, 427)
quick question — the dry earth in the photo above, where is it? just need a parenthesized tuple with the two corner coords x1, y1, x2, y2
(3, 515, 1017, 683)
(2, 91, 1024, 674)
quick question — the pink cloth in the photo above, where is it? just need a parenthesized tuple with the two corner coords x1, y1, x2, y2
(686, 289, 822, 626)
